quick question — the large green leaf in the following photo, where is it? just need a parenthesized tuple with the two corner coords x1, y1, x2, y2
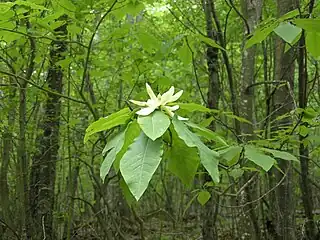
(172, 117, 220, 182)
(278, 9, 299, 21)
(185, 122, 228, 147)
(114, 121, 141, 171)
(100, 131, 126, 182)
(294, 19, 320, 32)
(245, 146, 275, 171)
(137, 111, 170, 140)
(168, 132, 200, 187)
(219, 146, 243, 166)
(177, 103, 218, 113)
(306, 31, 320, 58)
(273, 22, 302, 44)
(198, 34, 225, 50)
(245, 20, 278, 48)
(120, 132, 163, 200)
(84, 108, 131, 143)
(178, 38, 192, 65)
(260, 148, 298, 162)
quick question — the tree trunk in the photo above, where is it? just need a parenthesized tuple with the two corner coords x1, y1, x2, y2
(202, 0, 220, 238)
(0, 84, 16, 238)
(239, 0, 262, 239)
(29, 21, 67, 239)
(271, 0, 297, 239)
(298, 31, 317, 240)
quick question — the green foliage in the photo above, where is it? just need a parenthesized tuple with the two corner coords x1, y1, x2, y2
(197, 190, 211, 206)
(168, 132, 200, 187)
(245, 146, 275, 171)
(273, 22, 301, 44)
(138, 111, 170, 140)
(84, 108, 132, 143)
(172, 116, 220, 183)
(101, 130, 126, 181)
(120, 132, 163, 200)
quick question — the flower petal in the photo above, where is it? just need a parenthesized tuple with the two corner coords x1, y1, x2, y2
(162, 106, 174, 117)
(170, 90, 183, 102)
(146, 99, 160, 108)
(136, 106, 156, 116)
(177, 115, 189, 121)
(146, 83, 158, 102)
(166, 105, 179, 111)
(130, 99, 147, 106)
(160, 86, 175, 105)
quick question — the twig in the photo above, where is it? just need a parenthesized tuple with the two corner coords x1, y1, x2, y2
(185, 37, 207, 104)
(80, 0, 118, 92)
(0, 70, 86, 104)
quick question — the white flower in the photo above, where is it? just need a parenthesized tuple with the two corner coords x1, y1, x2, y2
(130, 83, 184, 118)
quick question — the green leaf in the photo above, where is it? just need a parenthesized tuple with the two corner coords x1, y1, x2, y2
(120, 178, 136, 206)
(226, 114, 252, 124)
(114, 121, 141, 171)
(124, 0, 145, 16)
(178, 38, 192, 65)
(15, 0, 48, 10)
(245, 146, 275, 171)
(219, 146, 243, 166)
(273, 22, 302, 44)
(177, 103, 218, 113)
(260, 148, 298, 162)
(137, 30, 161, 53)
(294, 19, 320, 32)
(172, 117, 220, 182)
(245, 20, 278, 48)
(298, 125, 309, 137)
(84, 108, 131, 143)
(168, 132, 200, 187)
(100, 131, 125, 182)
(185, 122, 228, 147)
(197, 191, 211, 206)
(198, 34, 225, 50)
(120, 132, 163, 200)
(306, 31, 320, 58)
(278, 9, 299, 21)
(137, 111, 170, 141)
(229, 168, 244, 179)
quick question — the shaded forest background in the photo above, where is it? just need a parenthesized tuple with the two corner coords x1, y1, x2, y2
(0, 0, 320, 239)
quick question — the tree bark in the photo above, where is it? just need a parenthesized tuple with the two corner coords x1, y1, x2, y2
(298, 31, 317, 240)
(29, 21, 67, 239)
(271, 1, 297, 239)
(202, 0, 220, 238)
(239, 0, 262, 239)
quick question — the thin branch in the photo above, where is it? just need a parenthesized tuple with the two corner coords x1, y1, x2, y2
(0, 70, 86, 104)
(0, 27, 87, 48)
(226, 0, 250, 35)
(80, 0, 118, 92)
(185, 37, 207, 104)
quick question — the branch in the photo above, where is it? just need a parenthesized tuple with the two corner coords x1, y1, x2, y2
(80, 0, 118, 92)
(185, 37, 207, 104)
(0, 70, 86, 104)
(226, 0, 250, 35)
(0, 27, 87, 48)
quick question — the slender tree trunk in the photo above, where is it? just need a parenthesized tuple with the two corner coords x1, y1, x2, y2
(202, 0, 220, 238)
(298, 31, 317, 240)
(29, 21, 67, 239)
(271, 1, 297, 239)
(17, 22, 36, 238)
(0, 84, 16, 237)
(238, 0, 262, 239)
